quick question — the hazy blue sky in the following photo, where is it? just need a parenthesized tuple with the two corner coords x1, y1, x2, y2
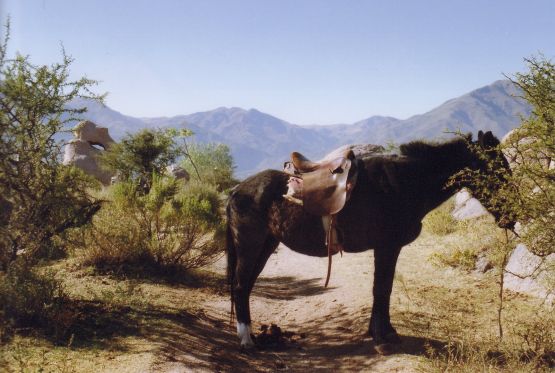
(2, 1, 555, 124)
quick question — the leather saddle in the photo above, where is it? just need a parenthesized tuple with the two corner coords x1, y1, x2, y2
(283, 147, 358, 287)
(283, 148, 358, 216)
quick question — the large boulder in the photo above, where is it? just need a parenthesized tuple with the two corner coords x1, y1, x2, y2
(500, 129, 554, 304)
(502, 128, 553, 170)
(63, 121, 115, 185)
(504, 244, 555, 304)
(452, 189, 488, 220)
(73, 120, 115, 147)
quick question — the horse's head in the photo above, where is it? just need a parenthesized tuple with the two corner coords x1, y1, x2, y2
(466, 130, 515, 230)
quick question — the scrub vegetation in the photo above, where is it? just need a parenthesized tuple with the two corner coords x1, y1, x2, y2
(1, 22, 553, 372)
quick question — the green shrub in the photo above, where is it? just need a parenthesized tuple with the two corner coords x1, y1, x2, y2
(81, 175, 225, 270)
(180, 142, 238, 192)
(0, 263, 74, 340)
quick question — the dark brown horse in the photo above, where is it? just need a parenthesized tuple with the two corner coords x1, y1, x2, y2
(226, 130, 512, 353)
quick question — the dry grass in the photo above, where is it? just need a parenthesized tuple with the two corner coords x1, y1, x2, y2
(422, 198, 461, 236)
(425, 198, 500, 271)
(0, 257, 227, 373)
(1, 201, 553, 372)
(414, 203, 555, 372)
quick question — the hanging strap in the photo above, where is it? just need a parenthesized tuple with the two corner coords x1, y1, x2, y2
(324, 214, 343, 287)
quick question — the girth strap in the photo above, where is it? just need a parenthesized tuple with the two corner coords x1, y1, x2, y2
(323, 214, 343, 287)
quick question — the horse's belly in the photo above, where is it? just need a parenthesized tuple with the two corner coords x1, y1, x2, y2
(268, 200, 381, 257)
(269, 202, 329, 257)
(278, 217, 329, 257)
(280, 236, 328, 257)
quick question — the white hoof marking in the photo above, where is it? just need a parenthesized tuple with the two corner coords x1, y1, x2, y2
(237, 322, 254, 348)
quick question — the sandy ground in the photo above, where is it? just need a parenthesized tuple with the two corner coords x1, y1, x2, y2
(146, 237, 449, 373)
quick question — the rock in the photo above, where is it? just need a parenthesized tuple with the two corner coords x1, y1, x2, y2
(504, 244, 555, 304)
(452, 189, 488, 220)
(63, 121, 115, 185)
(73, 120, 115, 147)
(166, 164, 190, 182)
(502, 128, 553, 170)
(475, 253, 493, 273)
(63, 139, 114, 185)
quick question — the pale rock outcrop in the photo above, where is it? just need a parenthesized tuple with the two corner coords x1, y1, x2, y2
(63, 121, 115, 185)
(500, 129, 554, 303)
(504, 244, 555, 304)
(452, 189, 488, 220)
(502, 128, 553, 170)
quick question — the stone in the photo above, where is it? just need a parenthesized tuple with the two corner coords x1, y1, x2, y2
(504, 244, 555, 304)
(63, 121, 115, 185)
(166, 164, 190, 182)
(452, 189, 488, 220)
(475, 253, 493, 273)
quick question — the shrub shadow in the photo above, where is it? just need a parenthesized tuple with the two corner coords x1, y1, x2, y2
(89, 261, 227, 290)
(252, 276, 333, 300)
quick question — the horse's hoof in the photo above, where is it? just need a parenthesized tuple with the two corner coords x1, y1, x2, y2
(385, 332, 402, 344)
(375, 342, 396, 355)
(240, 340, 256, 353)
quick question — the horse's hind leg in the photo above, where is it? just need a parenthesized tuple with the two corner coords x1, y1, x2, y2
(233, 236, 279, 349)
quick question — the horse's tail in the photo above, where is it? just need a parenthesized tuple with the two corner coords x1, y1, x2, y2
(226, 202, 236, 326)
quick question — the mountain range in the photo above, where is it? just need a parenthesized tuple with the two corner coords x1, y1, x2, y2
(71, 80, 531, 178)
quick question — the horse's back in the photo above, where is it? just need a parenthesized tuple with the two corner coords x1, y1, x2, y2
(229, 169, 288, 213)
(227, 170, 288, 246)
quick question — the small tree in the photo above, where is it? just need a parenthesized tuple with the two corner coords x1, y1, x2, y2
(451, 56, 555, 258)
(181, 142, 237, 192)
(504, 56, 555, 257)
(448, 56, 555, 341)
(0, 22, 103, 339)
(100, 128, 190, 193)
(0, 23, 104, 268)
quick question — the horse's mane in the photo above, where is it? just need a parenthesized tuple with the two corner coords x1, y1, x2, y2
(399, 135, 472, 161)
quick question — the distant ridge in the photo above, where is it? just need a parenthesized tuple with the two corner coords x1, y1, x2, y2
(72, 80, 531, 178)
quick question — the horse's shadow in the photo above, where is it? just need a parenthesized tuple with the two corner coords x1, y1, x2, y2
(252, 276, 334, 300)
(239, 301, 450, 371)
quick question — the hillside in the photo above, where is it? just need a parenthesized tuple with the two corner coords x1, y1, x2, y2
(73, 80, 530, 178)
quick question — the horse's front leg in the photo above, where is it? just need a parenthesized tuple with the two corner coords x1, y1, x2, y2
(369, 245, 402, 354)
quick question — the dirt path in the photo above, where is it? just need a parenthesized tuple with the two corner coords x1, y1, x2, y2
(150, 238, 446, 372)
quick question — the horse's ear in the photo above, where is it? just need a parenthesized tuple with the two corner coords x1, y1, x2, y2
(481, 131, 499, 148)
(478, 130, 484, 143)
